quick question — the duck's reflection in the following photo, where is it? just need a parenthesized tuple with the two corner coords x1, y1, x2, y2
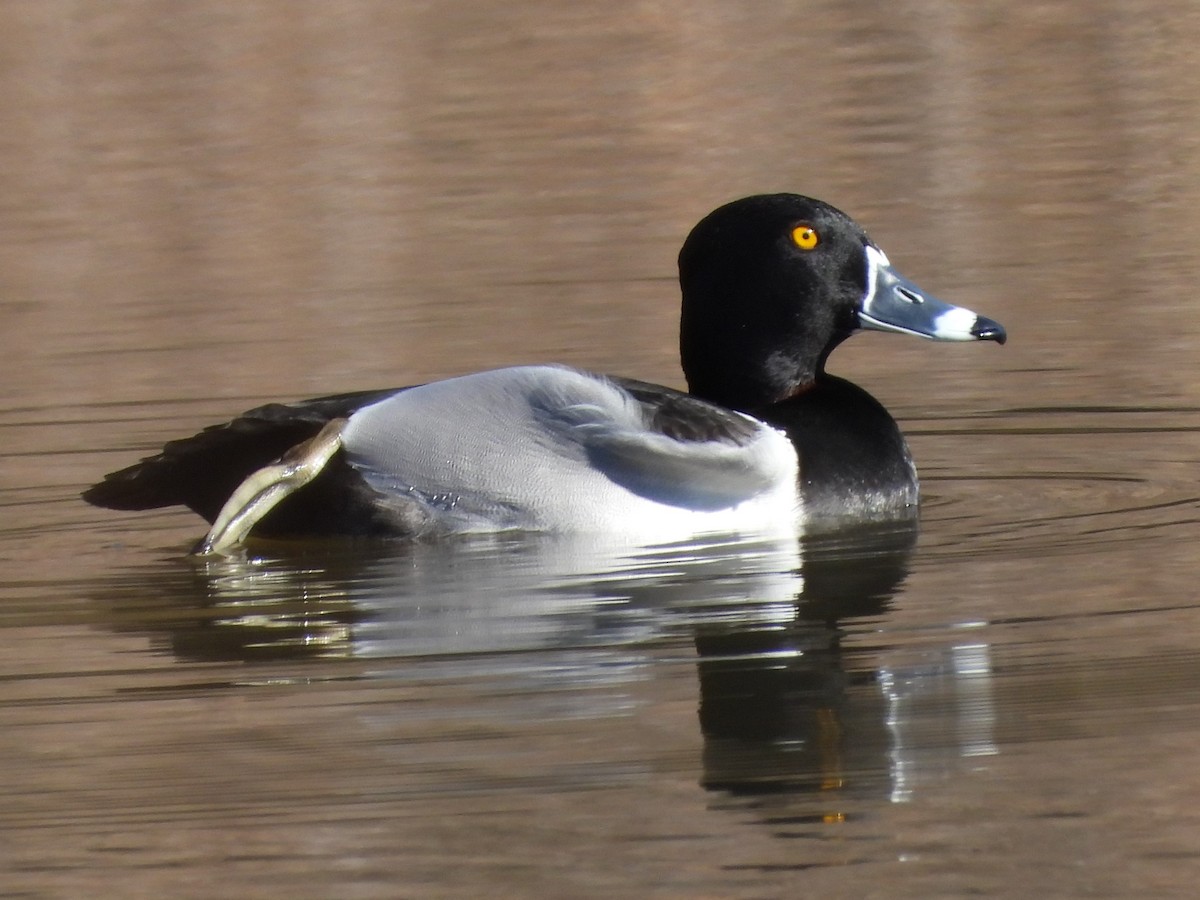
(101, 521, 998, 809)
(693, 524, 913, 800)
(176, 528, 810, 665)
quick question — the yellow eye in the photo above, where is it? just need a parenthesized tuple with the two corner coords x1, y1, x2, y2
(791, 224, 820, 250)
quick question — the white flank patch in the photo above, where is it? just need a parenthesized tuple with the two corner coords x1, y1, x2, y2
(342, 365, 802, 541)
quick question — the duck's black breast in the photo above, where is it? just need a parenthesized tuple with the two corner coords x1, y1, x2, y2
(753, 376, 918, 525)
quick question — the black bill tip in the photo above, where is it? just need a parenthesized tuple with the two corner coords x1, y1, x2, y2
(971, 316, 1007, 345)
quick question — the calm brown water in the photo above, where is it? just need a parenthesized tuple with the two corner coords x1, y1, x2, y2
(5, 2, 1200, 897)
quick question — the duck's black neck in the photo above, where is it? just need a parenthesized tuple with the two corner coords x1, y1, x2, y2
(681, 326, 852, 412)
(751, 374, 918, 524)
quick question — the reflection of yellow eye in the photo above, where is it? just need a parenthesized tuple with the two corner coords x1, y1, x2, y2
(791, 224, 820, 250)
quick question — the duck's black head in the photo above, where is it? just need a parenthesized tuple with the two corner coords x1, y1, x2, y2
(678, 194, 1005, 411)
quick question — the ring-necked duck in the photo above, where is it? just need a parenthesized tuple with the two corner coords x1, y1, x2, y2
(84, 194, 1005, 552)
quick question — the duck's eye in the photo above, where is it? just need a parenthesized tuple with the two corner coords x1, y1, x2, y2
(790, 224, 820, 251)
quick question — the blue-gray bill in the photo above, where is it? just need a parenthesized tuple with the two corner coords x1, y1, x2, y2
(859, 246, 1007, 345)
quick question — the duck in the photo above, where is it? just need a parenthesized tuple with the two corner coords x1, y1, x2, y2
(83, 194, 1005, 552)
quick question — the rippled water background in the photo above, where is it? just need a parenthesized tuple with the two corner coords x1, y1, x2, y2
(5, 3, 1200, 897)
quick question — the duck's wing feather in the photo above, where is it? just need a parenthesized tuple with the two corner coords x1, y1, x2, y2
(551, 375, 792, 509)
(608, 376, 761, 445)
(82, 387, 401, 521)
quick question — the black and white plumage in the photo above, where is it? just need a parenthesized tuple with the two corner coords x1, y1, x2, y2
(84, 194, 1005, 545)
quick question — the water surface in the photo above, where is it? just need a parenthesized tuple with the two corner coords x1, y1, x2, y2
(4, 3, 1200, 897)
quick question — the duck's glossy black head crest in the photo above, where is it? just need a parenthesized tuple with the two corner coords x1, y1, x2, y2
(678, 194, 1005, 411)
(678, 194, 875, 410)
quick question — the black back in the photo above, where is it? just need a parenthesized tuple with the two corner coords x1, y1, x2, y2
(83, 388, 400, 530)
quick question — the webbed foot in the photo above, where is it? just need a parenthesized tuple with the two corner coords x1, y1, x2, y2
(194, 417, 348, 555)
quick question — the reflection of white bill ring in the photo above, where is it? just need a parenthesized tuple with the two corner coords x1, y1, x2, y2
(196, 417, 349, 556)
